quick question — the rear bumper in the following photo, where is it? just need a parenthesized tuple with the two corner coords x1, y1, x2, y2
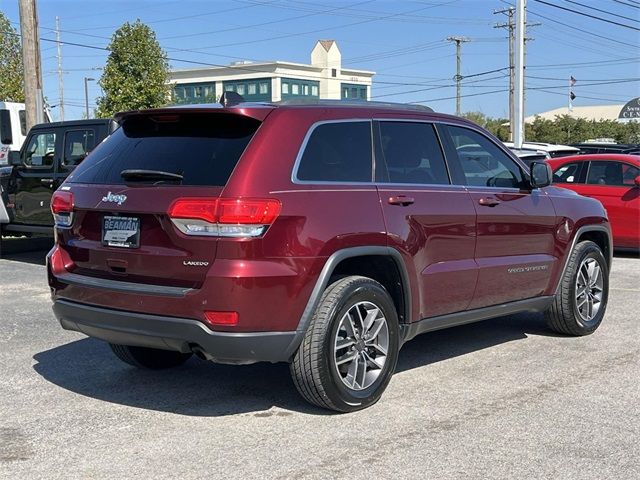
(53, 299, 298, 364)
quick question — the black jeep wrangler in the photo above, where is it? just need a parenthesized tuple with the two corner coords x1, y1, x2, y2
(0, 119, 117, 254)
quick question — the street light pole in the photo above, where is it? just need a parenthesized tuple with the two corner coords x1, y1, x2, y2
(84, 77, 95, 119)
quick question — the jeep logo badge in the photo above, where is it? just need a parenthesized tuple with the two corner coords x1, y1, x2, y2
(102, 192, 127, 205)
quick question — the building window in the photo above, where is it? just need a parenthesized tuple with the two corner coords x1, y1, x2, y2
(331, 68, 337, 78)
(221, 78, 271, 101)
(281, 78, 320, 100)
(172, 82, 216, 105)
(341, 83, 367, 100)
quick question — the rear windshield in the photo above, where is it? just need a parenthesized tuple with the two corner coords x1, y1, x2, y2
(67, 113, 260, 186)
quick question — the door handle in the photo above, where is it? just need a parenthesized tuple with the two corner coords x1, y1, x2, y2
(478, 197, 501, 207)
(388, 195, 415, 206)
(40, 178, 54, 188)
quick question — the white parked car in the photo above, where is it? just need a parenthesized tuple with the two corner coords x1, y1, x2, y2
(503, 141, 579, 158)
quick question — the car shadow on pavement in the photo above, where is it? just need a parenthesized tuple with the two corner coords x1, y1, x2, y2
(32, 311, 556, 417)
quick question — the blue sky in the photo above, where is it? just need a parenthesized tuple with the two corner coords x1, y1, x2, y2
(2, 0, 639, 121)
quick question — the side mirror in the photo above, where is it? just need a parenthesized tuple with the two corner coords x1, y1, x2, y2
(530, 162, 552, 188)
(634, 175, 640, 187)
(8, 151, 22, 166)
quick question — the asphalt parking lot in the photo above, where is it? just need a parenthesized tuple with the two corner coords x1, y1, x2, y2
(1, 238, 639, 479)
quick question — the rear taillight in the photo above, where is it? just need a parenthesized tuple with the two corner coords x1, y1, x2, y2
(168, 198, 281, 238)
(51, 190, 74, 227)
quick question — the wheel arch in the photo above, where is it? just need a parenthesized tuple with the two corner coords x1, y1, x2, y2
(284, 246, 411, 359)
(554, 224, 613, 295)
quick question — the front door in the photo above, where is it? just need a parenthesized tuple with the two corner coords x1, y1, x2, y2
(12, 129, 59, 225)
(374, 119, 477, 320)
(438, 124, 558, 309)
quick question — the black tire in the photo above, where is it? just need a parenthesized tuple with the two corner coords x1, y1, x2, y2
(109, 343, 192, 369)
(546, 240, 609, 336)
(290, 275, 400, 413)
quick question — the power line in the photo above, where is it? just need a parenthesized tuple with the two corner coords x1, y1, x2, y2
(158, 0, 376, 41)
(528, 56, 638, 68)
(562, 0, 640, 23)
(528, 75, 640, 81)
(527, 78, 640, 90)
(533, 0, 640, 31)
(527, 9, 639, 48)
(413, 88, 509, 104)
(532, 88, 630, 103)
(611, 0, 640, 9)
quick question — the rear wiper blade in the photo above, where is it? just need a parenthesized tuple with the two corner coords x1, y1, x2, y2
(120, 169, 183, 182)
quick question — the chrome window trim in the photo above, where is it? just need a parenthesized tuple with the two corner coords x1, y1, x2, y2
(289, 116, 529, 190)
(291, 118, 373, 185)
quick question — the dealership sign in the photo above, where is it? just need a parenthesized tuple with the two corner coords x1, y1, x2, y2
(618, 97, 640, 120)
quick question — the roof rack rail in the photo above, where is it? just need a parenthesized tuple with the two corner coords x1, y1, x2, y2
(276, 98, 434, 112)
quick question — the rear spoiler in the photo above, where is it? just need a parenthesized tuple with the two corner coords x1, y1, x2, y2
(114, 102, 274, 124)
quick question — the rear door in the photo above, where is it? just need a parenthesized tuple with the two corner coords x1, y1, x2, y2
(439, 124, 558, 309)
(12, 128, 59, 225)
(572, 160, 640, 248)
(58, 112, 262, 288)
(374, 119, 477, 319)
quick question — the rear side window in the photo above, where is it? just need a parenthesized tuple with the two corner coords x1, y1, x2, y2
(296, 121, 372, 182)
(587, 161, 638, 186)
(67, 113, 260, 186)
(377, 121, 449, 185)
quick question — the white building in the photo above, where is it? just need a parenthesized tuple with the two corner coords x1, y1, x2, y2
(525, 98, 640, 123)
(168, 40, 375, 104)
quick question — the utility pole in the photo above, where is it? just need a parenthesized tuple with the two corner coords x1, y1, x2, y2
(18, 0, 44, 130)
(55, 16, 64, 121)
(494, 7, 515, 141)
(447, 36, 469, 116)
(84, 77, 95, 119)
(513, 0, 525, 148)
(496, 4, 540, 143)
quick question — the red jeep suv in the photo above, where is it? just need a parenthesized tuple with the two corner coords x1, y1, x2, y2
(47, 101, 612, 412)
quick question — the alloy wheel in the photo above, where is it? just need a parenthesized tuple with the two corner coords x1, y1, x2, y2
(333, 301, 389, 391)
(575, 257, 604, 322)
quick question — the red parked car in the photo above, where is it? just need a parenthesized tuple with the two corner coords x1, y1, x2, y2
(548, 154, 640, 250)
(48, 101, 612, 412)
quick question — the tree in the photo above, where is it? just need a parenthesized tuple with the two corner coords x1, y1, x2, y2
(0, 11, 25, 102)
(462, 111, 510, 140)
(96, 20, 169, 118)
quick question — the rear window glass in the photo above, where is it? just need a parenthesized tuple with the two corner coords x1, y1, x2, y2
(67, 113, 260, 186)
(296, 121, 372, 182)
